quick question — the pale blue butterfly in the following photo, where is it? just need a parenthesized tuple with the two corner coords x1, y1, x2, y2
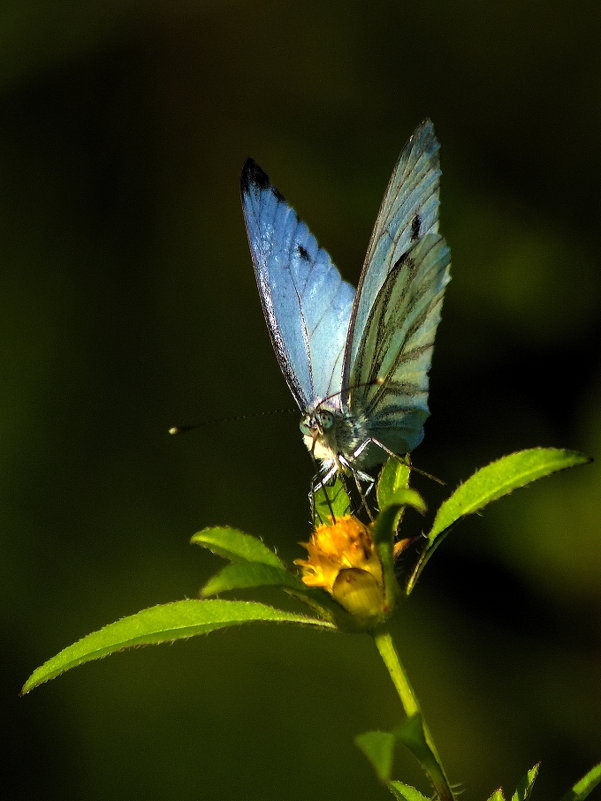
(241, 120, 451, 487)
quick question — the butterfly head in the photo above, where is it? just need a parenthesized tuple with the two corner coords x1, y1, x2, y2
(302, 407, 336, 433)
(300, 403, 369, 467)
(300, 405, 342, 462)
(301, 406, 334, 443)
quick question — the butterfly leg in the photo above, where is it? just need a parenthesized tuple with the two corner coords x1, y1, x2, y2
(351, 436, 408, 466)
(354, 438, 444, 485)
(350, 469, 376, 521)
(330, 453, 376, 521)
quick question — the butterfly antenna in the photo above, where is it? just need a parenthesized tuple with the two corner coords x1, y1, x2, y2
(168, 407, 297, 435)
(169, 424, 199, 435)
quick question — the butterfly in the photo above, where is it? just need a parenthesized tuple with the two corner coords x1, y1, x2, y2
(240, 120, 451, 489)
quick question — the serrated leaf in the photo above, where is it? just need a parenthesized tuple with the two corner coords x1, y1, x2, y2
(191, 526, 284, 568)
(407, 448, 591, 593)
(201, 562, 306, 597)
(377, 458, 411, 509)
(22, 599, 333, 693)
(429, 449, 589, 542)
(355, 729, 396, 782)
(559, 762, 601, 801)
(313, 479, 351, 524)
(485, 790, 506, 801)
(388, 781, 432, 801)
(510, 763, 539, 800)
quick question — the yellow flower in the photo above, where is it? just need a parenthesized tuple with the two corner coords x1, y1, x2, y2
(295, 516, 386, 620)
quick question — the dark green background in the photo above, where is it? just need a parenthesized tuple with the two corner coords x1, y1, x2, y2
(5, 2, 600, 799)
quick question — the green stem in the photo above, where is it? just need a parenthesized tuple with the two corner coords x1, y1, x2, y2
(373, 626, 455, 801)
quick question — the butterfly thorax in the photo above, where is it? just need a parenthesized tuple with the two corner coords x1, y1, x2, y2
(300, 404, 368, 467)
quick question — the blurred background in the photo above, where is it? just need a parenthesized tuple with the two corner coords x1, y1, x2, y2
(4, 2, 600, 799)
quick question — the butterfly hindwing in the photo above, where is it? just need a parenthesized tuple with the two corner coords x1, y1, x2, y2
(241, 159, 355, 410)
(348, 232, 451, 462)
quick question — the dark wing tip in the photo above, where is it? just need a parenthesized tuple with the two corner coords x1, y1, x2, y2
(241, 158, 270, 194)
(241, 158, 287, 202)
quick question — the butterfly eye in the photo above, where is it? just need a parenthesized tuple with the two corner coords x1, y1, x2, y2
(299, 414, 314, 436)
(318, 410, 334, 430)
(299, 409, 335, 436)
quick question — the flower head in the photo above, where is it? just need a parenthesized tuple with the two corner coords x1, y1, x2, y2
(295, 516, 387, 621)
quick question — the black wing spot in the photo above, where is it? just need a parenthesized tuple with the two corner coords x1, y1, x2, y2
(411, 213, 421, 242)
(297, 244, 310, 261)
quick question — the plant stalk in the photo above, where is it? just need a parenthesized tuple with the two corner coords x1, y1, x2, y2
(373, 626, 455, 801)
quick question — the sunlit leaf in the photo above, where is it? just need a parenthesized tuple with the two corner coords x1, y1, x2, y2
(22, 600, 333, 693)
(510, 763, 539, 800)
(429, 449, 589, 541)
(377, 459, 426, 514)
(388, 781, 432, 801)
(485, 790, 506, 801)
(377, 458, 411, 509)
(191, 526, 284, 568)
(407, 448, 591, 593)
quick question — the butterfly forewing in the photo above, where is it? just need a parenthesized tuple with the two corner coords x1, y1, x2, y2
(343, 119, 442, 395)
(349, 233, 451, 460)
(241, 159, 355, 410)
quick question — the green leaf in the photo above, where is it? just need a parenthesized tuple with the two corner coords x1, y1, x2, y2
(390, 487, 427, 514)
(372, 504, 403, 611)
(313, 478, 351, 524)
(191, 526, 284, 568)
(377, 459, 426, 514)
(559, 762, 601, 801)
(200, 564, 341, 627)
(372, 504, 401, 547)
(22, 599, 333, 693)
(429, 448, 590, 542)
(510, 763, 539, 800)
(377, 458, 411, 509)
(388, 781, 432, 801)
(201, 562, 306, 597)
(355, 729, 396, 782)
(485, 791, 506, 801)
(407, 448, 591, 593)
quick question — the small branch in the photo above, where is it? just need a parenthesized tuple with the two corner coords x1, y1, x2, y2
(373, 627, 456, 801)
